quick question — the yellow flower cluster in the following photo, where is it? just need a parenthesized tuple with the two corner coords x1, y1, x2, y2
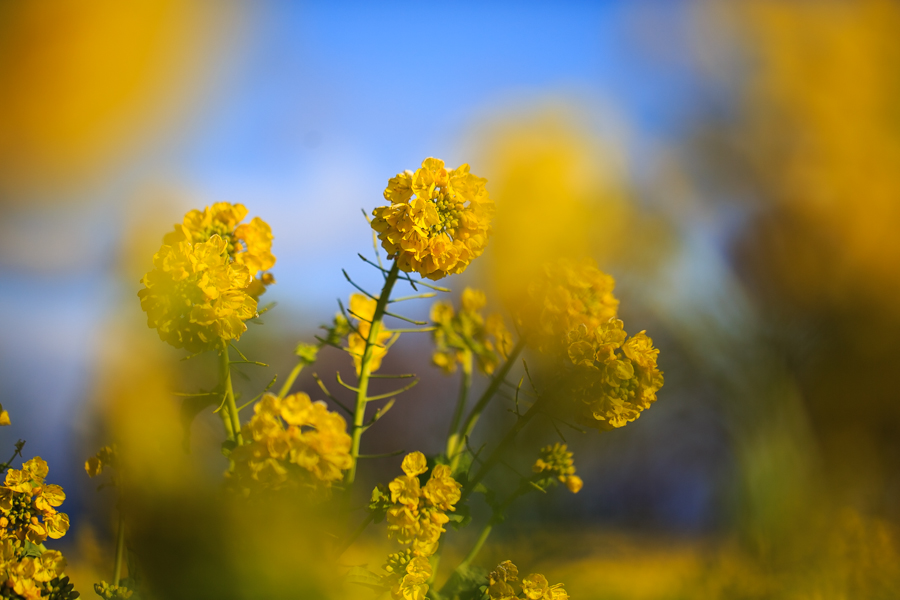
(345, 294, 393, 376)
(384, 452, 461, 558)
(532, 443, 583, 494)
(163, 202, 276, 297)
(231, 393, 353, 494)
(431, 288, 513, 375)
(371, 158, 494, 280)
(0, 540, 73, 600)
(0, 458, 69, 545)
(0, 458, 76, 599)
(487, 560, 569, 600)
(138, 235, 258, 352)
(381, 550, 432, 600)
(520, 258, 619, 355)
(566, 319, 664, 430)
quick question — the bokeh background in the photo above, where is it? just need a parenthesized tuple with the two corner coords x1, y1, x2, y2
(2, 0, 900, 597)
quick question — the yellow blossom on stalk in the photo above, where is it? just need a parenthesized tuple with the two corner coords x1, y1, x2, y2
(382, 550, 432, 600)
(346, 293, 393, 376)
(533, 443, 583, 494)
(431, 288, 513, 375)
(380, 452, 461, 557)
(0, 457, 70, 547)
(487, 561, 569, 600)
(371, 158, 494, 280)
(565, 320, 664, 430)
(138, 235, 258, 353)
(519, 257, 619, 355)
(230, 393, 353, 495)
(163, 202, 276, 297)
(0, 404, 9, 427)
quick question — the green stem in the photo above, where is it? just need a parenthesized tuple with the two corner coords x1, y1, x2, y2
(347, 261, 401, 485)
(220, 347, 243, 446)
(445, 351, 473, 460)
(112, 511, 126, 586)
(277, 361, 305, 399)
(459, 396, 545, 505)
(450, 339, 526, 472)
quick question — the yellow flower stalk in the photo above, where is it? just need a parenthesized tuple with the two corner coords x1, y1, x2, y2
(371, 158, 494, 280)
(138, 234, 258, 352)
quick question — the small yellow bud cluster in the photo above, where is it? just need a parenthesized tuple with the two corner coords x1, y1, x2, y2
(532, 443, 583, 494)
(0, 458, 75, 599)
(383, 452, 462, 558)
(94, 580, 134, 599)
(566, 319, 664, 430)
(230, 393, 352, 495)
(163, 202, 276, 298)
(381, 549, 432, 600)
(372, 158, 494, 280)
(487, 560, 569, 600)
(345, 294, 393, 376)
(431, 288, 513, 375)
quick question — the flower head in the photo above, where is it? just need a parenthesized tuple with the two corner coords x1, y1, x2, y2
(138, 235, 258, 352)
(532, 443, 582, 494)
(0, 457, 70, 546)
(230, 393, 353, 496)
(379, 453, 461, 558)
(372, 158, 494, 280)
(163, 202, 276, 297)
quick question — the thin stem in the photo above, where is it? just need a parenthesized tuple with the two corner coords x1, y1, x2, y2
(459, 396, 545, 505)
(334, 512, 375, 558)
(220, 347, 243, 447)
(347, 261, 401, 485)
(112, 511, 126, 586)
(445, 352, 473, 461)
(450, 339, 526, 472)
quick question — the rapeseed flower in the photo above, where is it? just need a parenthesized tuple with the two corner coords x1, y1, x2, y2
(163, 202, 276, 297)
(346, 294, 393, 376)
(380, 452, 461, 557)
(431, 288, 513, 375)
(382, 551, 432, 600)
(519, 257, 619, 356)
(138, 235, 258, 352)
(230, 393, 353, 495)
(565, 320, 664, 430)
(371, 158, 494, 280)
(487, 561, 569, 600)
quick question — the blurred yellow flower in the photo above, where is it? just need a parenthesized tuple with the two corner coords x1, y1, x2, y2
(138, 234, 258, 352)
(488, 561, 569, 600)
(230, 393, 353, 495)
(533, 443, 582, 494)
(431, 288, 513, 375)
(372, 158, 494, 280)
(519, 257, 619, 356)
(163, 202, 276, 297)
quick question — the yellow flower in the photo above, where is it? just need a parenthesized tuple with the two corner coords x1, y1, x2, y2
(422, 465, 462, 511)
(488, 560, 519, 600)
(401, 451, 428, 477)
(0, 404, 9, 426)
(138, 235, 258, 352)
(85, 445, 117, 479)
(230, 393, 353, 495)
(389, 476, 421, 508)
(372, 158, 494, 280)
(346, 294, 393, 376)
(519, 257, 619, 356)
(164, 202, 276, 296)
(390, 556, 432, 600)
(44, 513, 69, 539)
